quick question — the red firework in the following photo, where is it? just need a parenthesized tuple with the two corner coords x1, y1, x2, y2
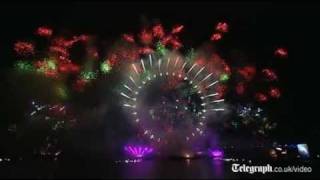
(14, 41, 35, 56)
(237, 66, 256, 82)
(49, 46, 69, 57)
(235, 82, 246, 95)
(169, 37, 182, 49)
(210, 33, 222, 41)
(78, 34, 90, 42)
(152, 24, 165, 38)
(52, 37, 73, 48)
(44, 71, 58, 78)
(161, 35, 173, 46)
(58, 63, 80, 74)
(122, 34, 135, 43)
(215, 22, 229, 33)
(274, 47, 288, 58)
(36, 26, 53, 37)
(171, 24, 184, 34)
(139, 47, 154, 55)
(269, 87, 281, 99)
(216, 84, 228, 99)
(206, 54, 230, 77)
(261, 68, 278, 81)
(52, 35, 89, 48)
(106, 54, 120, 66)
(255, 92, 268, 102)
(139, 29, 153, 45)
(222, 62, 231, 74)
(87, 47, 99, 59)
(121, 48, 140, 61)
(195, 58, 206, 66)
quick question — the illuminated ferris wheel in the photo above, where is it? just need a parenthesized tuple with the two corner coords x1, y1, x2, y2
(120, 54, 225, 144)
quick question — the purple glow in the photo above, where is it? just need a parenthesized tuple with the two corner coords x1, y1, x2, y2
(210, 149, 224, 159)
(124, 145, 154, 158)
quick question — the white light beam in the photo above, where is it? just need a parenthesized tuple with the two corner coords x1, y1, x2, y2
(206, 80, 218, 88)
(141, 59, 146, 72)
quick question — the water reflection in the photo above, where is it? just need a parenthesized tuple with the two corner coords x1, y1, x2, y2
(119, 158, 228, 179)
(211, 159, 224, 178)
(120, 159, 155, 179)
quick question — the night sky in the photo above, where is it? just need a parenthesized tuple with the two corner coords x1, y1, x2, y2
(0, 1, 319, 162)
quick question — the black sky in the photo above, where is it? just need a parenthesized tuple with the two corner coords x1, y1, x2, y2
(0, 1, 319, 150)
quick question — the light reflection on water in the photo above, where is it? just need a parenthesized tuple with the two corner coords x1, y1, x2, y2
(120, 159, 155, 179)
(211, 159, 224, 178)
(118, 158, 227, 179)
(3, 156, 318, 178)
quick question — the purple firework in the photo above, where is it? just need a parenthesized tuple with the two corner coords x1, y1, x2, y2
(209, 149, 224, 159)
(124, 145, 154, 158)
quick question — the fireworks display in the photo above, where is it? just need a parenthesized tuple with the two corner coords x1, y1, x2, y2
(120, 54, 225, 145)
(124, 145, 154, 158)
(14, 41, 35, 56)
(1, 3, 302, 177)
(26, 100, 77, 160)
(274, 48, 288, 58)
(232, 104, 277, 136)
(7, 19, 288, 155)
(36, 26, 53, 37)
(209, 149, 224, 159)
